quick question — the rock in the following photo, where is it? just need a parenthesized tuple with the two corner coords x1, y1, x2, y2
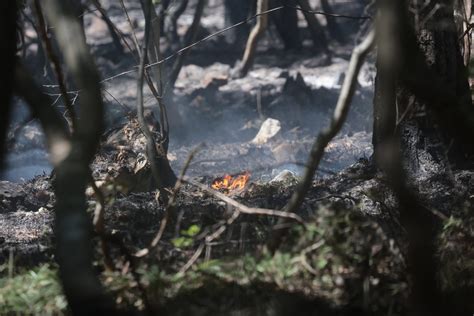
(251, 118, 281, 145)
(270, 170, 297, 183)
(202, 73, 228, 89)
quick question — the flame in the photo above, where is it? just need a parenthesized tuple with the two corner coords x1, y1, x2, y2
(212, 171, 250, 192)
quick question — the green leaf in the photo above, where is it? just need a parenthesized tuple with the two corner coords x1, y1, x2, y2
(181, 224, 201, 237)
(317, 258, 328, 269)
(171, 237, 193, 248)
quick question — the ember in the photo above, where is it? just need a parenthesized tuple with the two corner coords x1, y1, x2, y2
(211, 171, 251, 192)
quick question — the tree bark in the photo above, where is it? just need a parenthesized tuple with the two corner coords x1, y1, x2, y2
(0, 1, 17, 168)
(271, 0, 302, 50)
(224, 0, 253, 46)
(320, 0, 345, 43)
(373, 2, 443, 315)
(297, 0, 330, 54)
(373, 0, 474, 172)
(35, 0, 120, 313)
(166, 0, 189, 45)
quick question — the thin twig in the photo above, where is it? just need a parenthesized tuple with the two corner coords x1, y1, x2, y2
(33, 0, 77, 131)
(135, 144, 203, 258)
(103, 233, 153, 315)
(286, 4, 372, 20)
(119, 0, 140, 51)
(179, 242, 205, 274)
(99, 5, 371, 85)
(149, 145, 203, 248)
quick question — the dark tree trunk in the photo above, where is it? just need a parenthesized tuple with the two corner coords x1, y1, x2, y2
(373, 1, 474, 314)
(271, 0, 302, 50)
(320, 0, 345, 43)
(0, 1, 17, 168)
(224, 0, 253, 46)
(297, 0, 330, 54)
(373, 0, 474, 175)
(166, 0, 189, 44)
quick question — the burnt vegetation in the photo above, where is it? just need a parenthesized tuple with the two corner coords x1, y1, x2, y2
(0, 0, 473, 315)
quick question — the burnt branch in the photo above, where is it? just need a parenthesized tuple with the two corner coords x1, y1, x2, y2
(184, 178, 305, 225)
(286, 29, 375, 215)
(267, 29, 375, 253)
(135, 144, 203, 258)
(33, 0, 77, 131)
(14, 64, 70, 157)
(166, 0, 189, 44)
(233, 0, 269, 78)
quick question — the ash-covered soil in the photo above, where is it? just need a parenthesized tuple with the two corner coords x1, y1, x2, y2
(2, 153, 474, 270)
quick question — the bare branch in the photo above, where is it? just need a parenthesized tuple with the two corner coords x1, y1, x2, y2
(33, 0, 77, 132)
(284, 29, 375, 215)
(266, 29, 375, 254)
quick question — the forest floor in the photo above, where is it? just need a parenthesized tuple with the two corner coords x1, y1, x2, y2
(1, 1, 474, 315)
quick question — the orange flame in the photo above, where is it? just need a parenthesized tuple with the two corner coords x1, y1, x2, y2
(212, 171, 250, 192)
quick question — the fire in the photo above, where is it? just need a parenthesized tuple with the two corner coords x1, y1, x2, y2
(211, 171, 250, 192)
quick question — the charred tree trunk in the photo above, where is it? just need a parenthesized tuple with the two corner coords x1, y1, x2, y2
(163, 0, 205, 141)
(166, 0, 189, 45)
(297, 0, 330, 54)
(373, 2, 441, 316)
(373, 0, 474, 314)
(320, 0, 345, 43)
(271, 0, 302, 50)
(404, 0, 473, 168)
(168, 0, 206, 88)
(66, 0, 85, 35)
(138, 0, 178, 189)
(0, 1, 17, 168)
(373, 0, 474, 172)
(454, 0, 472, 66)
(91, 0, 126, 55)
(224, 0, 253, 46)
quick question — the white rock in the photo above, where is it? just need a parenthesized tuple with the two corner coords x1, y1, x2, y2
(270, 170, 297, 183)
(251, 118, 281, 145)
